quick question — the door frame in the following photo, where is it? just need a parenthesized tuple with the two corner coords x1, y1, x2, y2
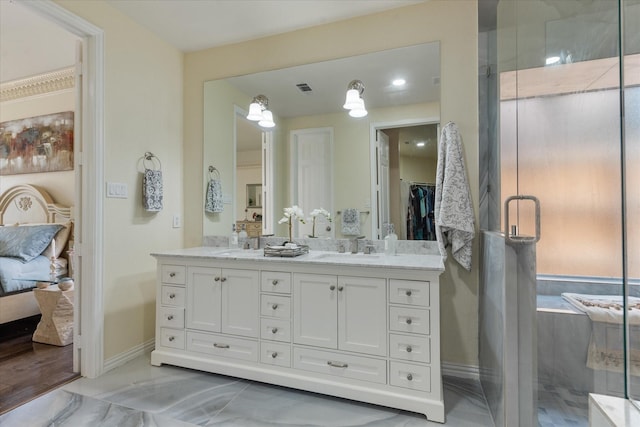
(26, 0, 105, 378)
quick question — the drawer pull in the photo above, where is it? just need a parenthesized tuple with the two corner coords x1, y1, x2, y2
(272, 280, 278, 285)
(405, 290, 412, 297)
(221, 277, 227, 282)
(330, 285, 336, 291)
(271, 352, 278, 359)
(271, 327, 278, 334)
(406, 345, 413, 353)
(405, 318, 413, 325)
(327, 361, 348, 369)
(169, 293, 176, 299)
(214, 277, 220, 282)
(213, 343, 230, 349)
(338, 286, 344, 292)
(272, 304, 278, 310)
(169, 272, 176, 278)
(407, 373, 413, 381)
(167, 315, 174, 321)
(168, 336, 175, 342)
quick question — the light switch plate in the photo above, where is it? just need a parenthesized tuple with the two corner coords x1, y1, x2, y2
(106, 182, 128, 198)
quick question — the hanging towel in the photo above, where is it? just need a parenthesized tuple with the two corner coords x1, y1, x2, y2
(434, 122, 475, 270)
(205, 178, 223, 213)
(143, 169, 163, 212)
(341, 208, 361, 236)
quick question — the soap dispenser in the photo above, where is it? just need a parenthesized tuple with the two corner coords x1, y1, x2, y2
(384, 223, 397, 255)
(238, 223, 248, 248)
(229, 224, 239, 248)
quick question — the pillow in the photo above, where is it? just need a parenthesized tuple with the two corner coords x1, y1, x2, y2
(0, 224, 63, 262)
(14, 221, 72, 259)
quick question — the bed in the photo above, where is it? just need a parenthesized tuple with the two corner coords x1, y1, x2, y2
(0, 184, 73, 325)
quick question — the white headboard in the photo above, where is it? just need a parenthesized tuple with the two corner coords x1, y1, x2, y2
(0, 184, 72, 225)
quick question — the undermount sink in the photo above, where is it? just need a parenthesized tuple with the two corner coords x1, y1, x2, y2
(313, 252, 383, 260)
(214, 249, 263, 258)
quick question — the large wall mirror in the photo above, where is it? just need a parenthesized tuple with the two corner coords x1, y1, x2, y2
(203, 41, 440, 240)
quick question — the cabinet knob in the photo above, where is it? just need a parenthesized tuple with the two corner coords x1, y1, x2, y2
(213, 343, 230, 349)
(405, 290, 412, 297)
(214, 277, 220, 282)
(405, 318, 412, 325)
(221, 277, 227, 282)
(407, 374, 413, 381)
(169, 272, 176, 278)
(168, 336, 175, 342)
(406, 345, 412, 353)
(169, 293, 176, 299)
(338, 286, 344, 292)
(272, 280, 278, 286)
(272, 304, 278, 310)
(330, 285, 336, 291)
(271, 352, 278, 358)
(167, 315, 174, 321)
(271, 327, 278, 334)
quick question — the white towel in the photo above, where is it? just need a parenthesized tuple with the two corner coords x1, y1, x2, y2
(434, 122, 475, 270)
(562, 293, 640, 325)
(341, 208, 360, 236)
(143, 169, 163, 212)
(205, 178, 223, 213)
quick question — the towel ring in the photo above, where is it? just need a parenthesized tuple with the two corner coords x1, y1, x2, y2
(143, 152, 162, 171)
(208, 165, 220, 180)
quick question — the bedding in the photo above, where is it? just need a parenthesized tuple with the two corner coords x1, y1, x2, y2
(0, 255, 67, 296)
(0, 224, 63, 262)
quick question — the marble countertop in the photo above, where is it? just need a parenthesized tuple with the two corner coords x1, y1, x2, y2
(151, 246, 444, 271)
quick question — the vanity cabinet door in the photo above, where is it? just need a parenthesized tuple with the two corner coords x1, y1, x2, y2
(337, 276, 387, 356)
(187, 266, 222, 332)
(221, 268, 260, 338)
(293, 273, 338, 348)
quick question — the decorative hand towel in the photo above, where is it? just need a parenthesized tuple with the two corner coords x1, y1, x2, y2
(434, 122, 475, 270)
(143, 169, 163, 212)
(341, 208, 361, 236)
(205, 167, 224, 213)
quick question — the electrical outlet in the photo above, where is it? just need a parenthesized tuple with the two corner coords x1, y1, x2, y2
(172, 214, 182, 228)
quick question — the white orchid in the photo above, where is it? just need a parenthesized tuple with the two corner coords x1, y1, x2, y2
(308, 208, 332, 237)
(279, 205, 305, 242)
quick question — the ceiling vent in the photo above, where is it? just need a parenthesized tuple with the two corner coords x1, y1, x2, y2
(296, 83, 313, 93)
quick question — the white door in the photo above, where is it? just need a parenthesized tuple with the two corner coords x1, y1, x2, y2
(221, 268, 260, 337)
(291, 128, 333, 238)
(187, 266, 222, 332)
(376, 130, 390, 239)
(338, 276, 387, 356)
(293, 273, 337, 348)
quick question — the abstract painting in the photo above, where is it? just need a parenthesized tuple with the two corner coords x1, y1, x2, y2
(0, 111, 74, 175)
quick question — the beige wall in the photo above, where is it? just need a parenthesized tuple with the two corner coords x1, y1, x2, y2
(56, 1, 184, 360)
(0, 89, 75, 206)
(186, 1, 479, 366)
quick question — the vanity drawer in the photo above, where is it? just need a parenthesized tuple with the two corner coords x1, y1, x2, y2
(389, 361, 431, 392)
(187, 331, 258, 362)
(261, 271, 291, 294)
(293, 347, 386, 384)
(389, 333, 430, 363)
(260, 294, 291, 319)
(160, 328, 185, 350)
(389, 306, 430, 335)
(389, 279, 430, 307)
(260, 342, 291, 368)
(161, 285, 185, 307)
(161, 265, 186, 285)
(260, 318, 291, 342)
(158, 307, 185, 328)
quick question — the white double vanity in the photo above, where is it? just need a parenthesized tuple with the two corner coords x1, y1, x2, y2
(151, 245, 445, 422)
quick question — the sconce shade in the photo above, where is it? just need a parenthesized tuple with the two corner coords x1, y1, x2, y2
(247, 102, 264, 121)
(348, 98, 368, 117)
(343, 89, 361, 110)
(258, 110, 275, 128)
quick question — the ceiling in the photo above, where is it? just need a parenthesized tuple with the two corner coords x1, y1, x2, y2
(0, 0, 425, 83)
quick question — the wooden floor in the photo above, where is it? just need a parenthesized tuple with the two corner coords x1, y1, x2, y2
(0, 315, 79, 415)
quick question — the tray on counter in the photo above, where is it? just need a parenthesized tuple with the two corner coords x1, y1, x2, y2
(264, 244, 309, 258)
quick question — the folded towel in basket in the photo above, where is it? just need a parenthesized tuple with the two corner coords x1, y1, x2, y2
(341, 208, 360, 235)
(205, 178, 223, 213)
(143, 169, 163, 212)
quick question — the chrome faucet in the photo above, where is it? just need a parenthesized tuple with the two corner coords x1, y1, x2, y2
(349, 236, 366, 254)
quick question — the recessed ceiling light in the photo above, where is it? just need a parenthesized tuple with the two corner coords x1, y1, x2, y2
(392, 78, 406, 86)
(416, 141, 425, 147)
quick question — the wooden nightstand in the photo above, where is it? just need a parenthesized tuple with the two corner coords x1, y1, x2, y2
(236, 220, 262, 237)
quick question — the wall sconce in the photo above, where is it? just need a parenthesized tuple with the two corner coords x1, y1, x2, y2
(247, 94, 275, 128)
(342, 80, 368, 118)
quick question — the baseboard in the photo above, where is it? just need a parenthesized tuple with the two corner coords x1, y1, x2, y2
(442, 362, 480, 380)
(103, 338, 155, 373)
